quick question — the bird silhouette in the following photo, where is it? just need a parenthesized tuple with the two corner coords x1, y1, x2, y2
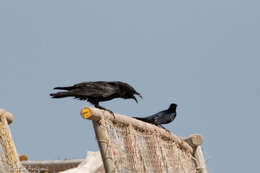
(134, 103, 177, 130)
(50, 81, 142, 114)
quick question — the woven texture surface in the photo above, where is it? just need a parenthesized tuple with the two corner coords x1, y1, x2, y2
(0, 113, 28, 173)
(96, 118, 197, 173)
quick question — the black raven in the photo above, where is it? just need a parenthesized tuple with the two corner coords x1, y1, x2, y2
(134, 103, 177, 130)
(50, 81, 142, 114)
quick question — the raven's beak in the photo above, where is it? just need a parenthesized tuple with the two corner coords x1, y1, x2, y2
(135, 92, 143, 99)
(132, 96, 138, 103)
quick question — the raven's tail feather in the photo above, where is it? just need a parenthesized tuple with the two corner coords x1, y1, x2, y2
(133, 117, 147, 121)
(50, 92, 73, 98)
(54, 86, 74, 90)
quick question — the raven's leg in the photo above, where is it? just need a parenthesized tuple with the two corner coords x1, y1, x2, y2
(157, 124, 169, 132)
(94, 103, 115, 119)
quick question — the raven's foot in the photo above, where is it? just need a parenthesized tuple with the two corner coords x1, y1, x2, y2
(158, 125, 170, 132)
(106, 109, 115, 119)
(94, 105, 116, 119)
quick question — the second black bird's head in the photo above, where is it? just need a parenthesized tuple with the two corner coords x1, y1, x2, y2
(116, 81, 142, 103)
(168, 103, 178, 111)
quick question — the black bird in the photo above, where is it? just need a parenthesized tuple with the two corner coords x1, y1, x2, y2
(50, 81, 142, 114)
(134, 103, 177, 130)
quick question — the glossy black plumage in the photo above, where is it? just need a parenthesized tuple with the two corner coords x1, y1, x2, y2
(50, 81, 142, 113)
(134, 103, 177, 130)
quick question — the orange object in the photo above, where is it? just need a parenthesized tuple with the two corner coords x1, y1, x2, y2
(80, 107, 92, 119)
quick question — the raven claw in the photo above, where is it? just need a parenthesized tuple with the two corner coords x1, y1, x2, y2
(108, 110, 116, 119)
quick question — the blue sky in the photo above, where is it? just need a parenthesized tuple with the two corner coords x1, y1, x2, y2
(0, 1, 259, 172)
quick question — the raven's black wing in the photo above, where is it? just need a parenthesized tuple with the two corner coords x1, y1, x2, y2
(73, 81, 119, 98)
(135, 109, 176, 125)
(134, 110, 166, 123)
(153, 112, 176, 125)
(51, 81, 119, 99)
